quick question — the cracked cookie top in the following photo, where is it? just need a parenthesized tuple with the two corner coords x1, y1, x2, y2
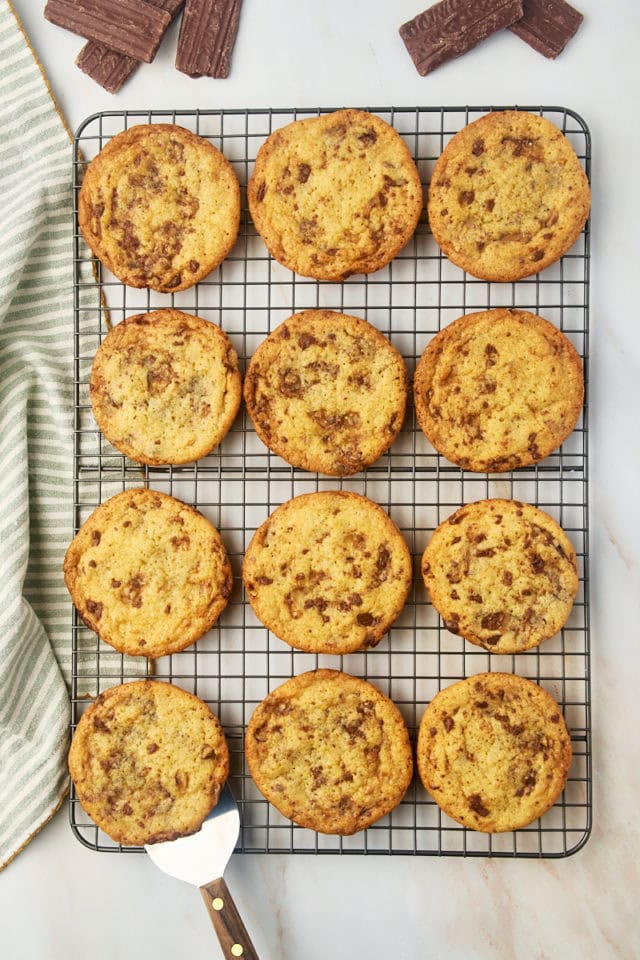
(413, 308, 584, 472)
(78, 124, 240, 292)
(427, 110, 590, 281)
(243, 491, 412, 655)
(90, 309, 241, 466)
(417, 673, 572, 832)
(68, 680, 229, 846)
(247, 110, 423, 281)
(63, 489, 232, 658)
(245, 669, 413, 835)
(243, 310, 408, 476)
(421, 499, 578, 654)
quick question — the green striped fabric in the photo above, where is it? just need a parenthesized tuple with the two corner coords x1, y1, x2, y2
(0, 1, 78, 868)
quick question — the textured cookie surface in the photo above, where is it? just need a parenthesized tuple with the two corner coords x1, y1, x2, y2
(248, 110, 423, 281)
(417, 673, 572, 832)
(244, 310, 408, 475)
(421, 499, 578, 654)
(90, 309, 241, 465)
(246, 670, 413, 835)
(427, 110, 590, 281)
(413, 309, 584, 472)
(63, 489, 232, 657)
(243, 492, 411, 654)
(78, 123, 240, 291)
(68, 680, 229, 846)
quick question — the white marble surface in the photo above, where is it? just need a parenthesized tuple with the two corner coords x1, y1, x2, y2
(2, 1, 640, 957)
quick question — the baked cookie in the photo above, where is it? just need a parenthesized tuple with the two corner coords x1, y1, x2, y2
(421, 499, 578, 654)
(63, 489, 232, 657)
(244, 310, 408, 475)
(245, 670, 413, 835)
(90, 309, 241, 466)
(413, 308, 584, 472)
(427, 110, 590, 281)
(243, 492, 411, 654)
(417, 673, 572, 832)
(247, 109, 423, 281)
(78, 123, 240, 292)
(68, 680, 229, 846)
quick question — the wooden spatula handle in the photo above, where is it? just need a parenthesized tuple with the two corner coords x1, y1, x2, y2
(200, 877, 259, 959)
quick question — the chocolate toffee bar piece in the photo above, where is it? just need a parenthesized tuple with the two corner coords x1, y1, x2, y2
(76, 0, 185, 93)
(510, 0, 583, 59)
(399, 0, 524, 76)
(176, 0, 243, 78)
(44, 0, 171, 63)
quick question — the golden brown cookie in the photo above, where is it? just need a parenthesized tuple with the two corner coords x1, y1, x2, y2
(247, 109, 423, 281)
(63, 489, 232, 658)
(78, 124, 240, 292)
(421, 499, 578, 654)
(245, 670, 413, 835)
(243, 492, 411, 654)
(243, 310, 408, 475)
(90, 309, 241, 466)
(427, 110, 590, 281)
(68, 680, 229, 846)
(413, 308, 584, 472)
(417, 673, 572, 832)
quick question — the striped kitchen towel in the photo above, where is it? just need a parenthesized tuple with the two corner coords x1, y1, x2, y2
(0, 0, 133, 868)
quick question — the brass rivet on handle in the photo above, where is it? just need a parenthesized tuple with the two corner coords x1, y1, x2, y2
(231, 945, 244, 957)
(212, 897, 224, 911)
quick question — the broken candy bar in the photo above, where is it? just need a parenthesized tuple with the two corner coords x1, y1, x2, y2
(399, 0, 524, 76)
(76, 0, 185, 93)
(176, 0, 243, 79)
(44, 0, 171, 64)
(510, 0, 583, 59)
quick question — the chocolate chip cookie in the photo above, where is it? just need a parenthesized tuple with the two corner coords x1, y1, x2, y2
(243, 491, 411, 654)
(63, 488, 233, 657)
(417, 673, 572, 832)
(413, 308, 584, 472)
(427, 110, 590, 281)
(246, 669, 413, 835)
(68, 680, 229, 846)
(421, 499, 578, 654)
(247, 109, 423, 281)
(78, 123, 240, 292)
(90, 309, 241, 465)
(243, 310, 408, 475)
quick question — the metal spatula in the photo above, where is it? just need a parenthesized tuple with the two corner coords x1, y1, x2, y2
(145, 784, 259, 959)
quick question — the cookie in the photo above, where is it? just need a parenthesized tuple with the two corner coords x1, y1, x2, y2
(413, 308, 584, 472)
(247, 109, 423, 281)
(243, 492, 411, 655)
(63, 489, 232, 657)
(244, 310, 408, 475)
(421, 499, 578, 654)
(417, 673, 572, 832)
(90, 309, 241, 465)
(78, 123, 240, 292)
(68, 680, 229, 846)
(245, 670, 413, 835)
(427, 110, 590, 281)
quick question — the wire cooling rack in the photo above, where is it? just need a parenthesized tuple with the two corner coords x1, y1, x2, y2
(70, 106, 591, 858)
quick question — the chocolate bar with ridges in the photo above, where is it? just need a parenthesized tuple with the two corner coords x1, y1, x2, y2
(176, 0, 243, 79)
(44, 0, 171, 64)
(75, 0, 185, 93)
(399, 0, 524, 76)
(509, 0, 583, 59)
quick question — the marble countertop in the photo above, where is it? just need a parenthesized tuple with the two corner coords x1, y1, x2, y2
(2, 1, 640, 957)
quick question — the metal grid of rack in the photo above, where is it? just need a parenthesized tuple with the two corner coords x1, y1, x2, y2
(70, 105, 591, 858)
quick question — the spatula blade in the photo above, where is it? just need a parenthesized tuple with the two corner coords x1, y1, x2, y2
(145, 783, 240, 887)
